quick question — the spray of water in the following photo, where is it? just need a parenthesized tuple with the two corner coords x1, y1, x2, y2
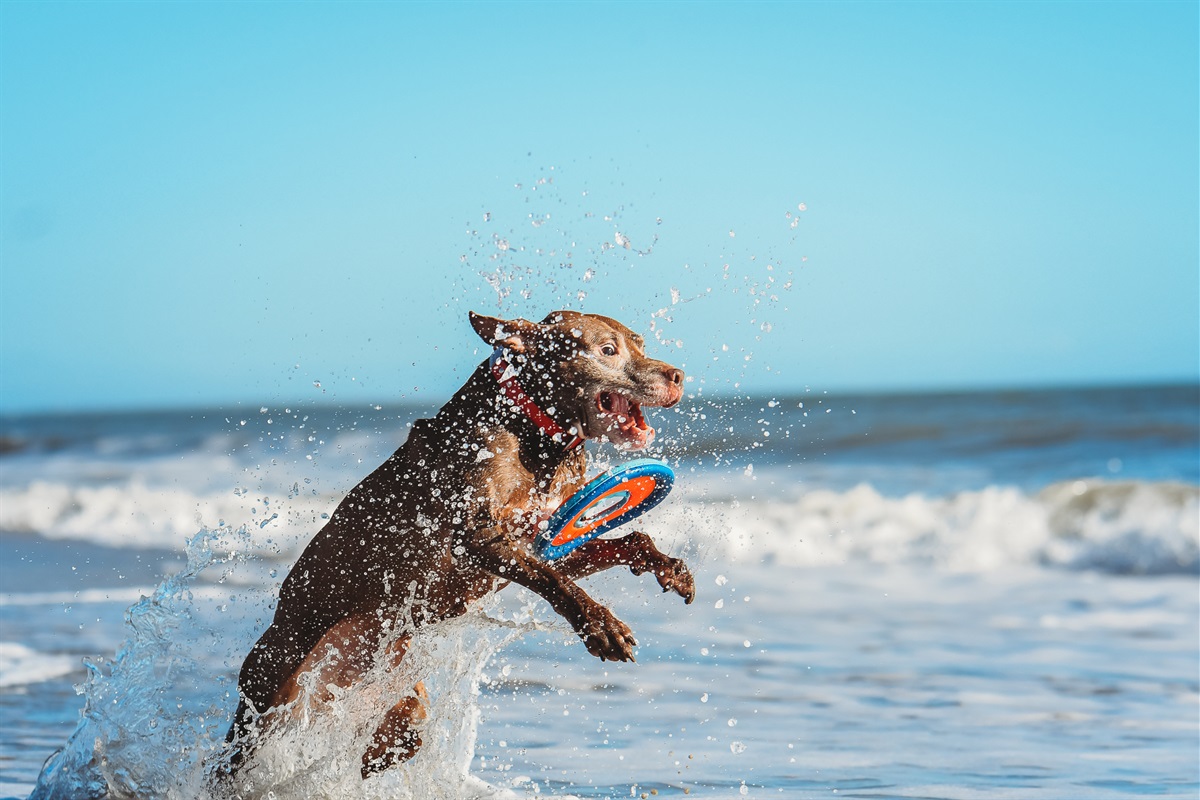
(28, 523, 555, 800)
(222, 609, 543, 800)
(31, 526, 248, 799)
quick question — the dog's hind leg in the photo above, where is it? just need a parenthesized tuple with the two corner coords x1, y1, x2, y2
(359, 633, 427, 777)
(361, 681, 428, 777)
(553, 531, 695, 603)
(227, 610, 383, 773)
(226, 613, 331, 765)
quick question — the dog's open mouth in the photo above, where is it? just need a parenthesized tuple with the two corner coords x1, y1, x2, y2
(595, 390, 655, 448)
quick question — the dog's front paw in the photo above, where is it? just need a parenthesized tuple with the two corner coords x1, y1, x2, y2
(654, 556, 696, 604)
(578, 603, 637, 662)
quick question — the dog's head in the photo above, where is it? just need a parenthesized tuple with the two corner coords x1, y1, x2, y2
(470, 310, 684, 450)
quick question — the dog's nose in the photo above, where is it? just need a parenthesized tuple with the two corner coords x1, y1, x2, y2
(662, 367, 685, 408)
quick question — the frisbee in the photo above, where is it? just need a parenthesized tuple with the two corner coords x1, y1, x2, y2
(534, 458, 675, 562)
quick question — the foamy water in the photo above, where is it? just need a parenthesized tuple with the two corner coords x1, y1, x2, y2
(0, 645, 75, 690)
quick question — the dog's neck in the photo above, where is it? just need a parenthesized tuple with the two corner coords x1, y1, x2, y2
(488, 349, 585, 453)
(435, 360, 586, 483)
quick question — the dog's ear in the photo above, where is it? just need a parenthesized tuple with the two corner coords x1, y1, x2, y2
(468, 311, 539, 354)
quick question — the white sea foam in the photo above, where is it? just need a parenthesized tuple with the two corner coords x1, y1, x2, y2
(0, 642, 78, 688)
(3, 476, 1195, 576)
(0, 479, 335, 554)
(672, 477, 1199, 575)
(0, 585, 234, 608)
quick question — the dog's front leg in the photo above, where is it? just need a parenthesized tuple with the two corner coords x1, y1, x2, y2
(552, 531, 696, 604)
(464, 528, 639, 662)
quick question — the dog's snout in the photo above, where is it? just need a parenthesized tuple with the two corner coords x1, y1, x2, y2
(660, 364, 684, 407)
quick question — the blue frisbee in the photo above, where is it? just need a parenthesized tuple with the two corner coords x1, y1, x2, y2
(535, 458, 675, 562)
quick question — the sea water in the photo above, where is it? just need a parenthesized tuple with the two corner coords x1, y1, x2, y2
(0, 384, 1196, 799)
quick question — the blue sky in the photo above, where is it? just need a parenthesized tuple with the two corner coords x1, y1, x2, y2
(2, 1, 1196, 413)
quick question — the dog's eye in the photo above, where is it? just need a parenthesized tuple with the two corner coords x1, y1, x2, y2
(600, 344, 618, 357)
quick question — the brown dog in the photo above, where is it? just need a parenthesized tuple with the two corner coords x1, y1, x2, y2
(226, 310, 695, 778)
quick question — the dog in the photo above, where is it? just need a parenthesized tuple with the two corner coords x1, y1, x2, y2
(226, 310, 695, 778)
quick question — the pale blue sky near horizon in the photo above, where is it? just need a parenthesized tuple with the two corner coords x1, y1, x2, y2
(1, 1, 1196, 414)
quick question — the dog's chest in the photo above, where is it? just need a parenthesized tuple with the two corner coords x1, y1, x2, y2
(480, 452, 585, 534)
(504, 473, 578, 528)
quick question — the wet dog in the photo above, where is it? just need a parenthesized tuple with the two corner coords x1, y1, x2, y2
(226, 310, 695, 778)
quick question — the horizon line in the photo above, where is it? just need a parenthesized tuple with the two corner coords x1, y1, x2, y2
(2, 375, 1196, 419)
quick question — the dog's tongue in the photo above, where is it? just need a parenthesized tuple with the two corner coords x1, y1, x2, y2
(601, 392, 655, 448)
(620, 400, 654, 446)
(628, 421, 655, 447)
(619, 400, 644, 430)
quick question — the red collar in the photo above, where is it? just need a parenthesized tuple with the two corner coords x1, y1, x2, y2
(490, 349, 585, 450)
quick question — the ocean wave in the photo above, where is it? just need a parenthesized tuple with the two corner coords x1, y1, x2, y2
(1, 476, 1195, 576)
(0, 642, 78, 688)
(0, 479, 336, 551)
(685, 478, 1199, 575)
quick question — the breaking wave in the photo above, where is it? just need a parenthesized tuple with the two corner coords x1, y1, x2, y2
(686, 477, 1199, 575)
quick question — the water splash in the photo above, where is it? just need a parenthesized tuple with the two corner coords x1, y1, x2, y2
(31, 526, 249, 799)
(28, 525, 545, 799)
(225, 611, 540, 800)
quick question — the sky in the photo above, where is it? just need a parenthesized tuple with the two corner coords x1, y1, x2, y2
(1, 0, 1196, 414)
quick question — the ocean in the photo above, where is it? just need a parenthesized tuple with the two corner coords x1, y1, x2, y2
(0, 383, 1196, 799)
